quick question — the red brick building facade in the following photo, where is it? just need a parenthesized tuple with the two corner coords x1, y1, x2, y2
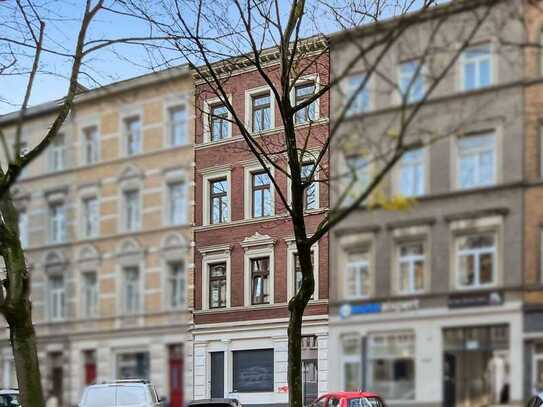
(192, 48, 330, 405)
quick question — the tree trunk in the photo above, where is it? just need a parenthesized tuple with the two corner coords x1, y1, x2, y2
(288, 304, 304, 407)
(7, 308, 45, 407)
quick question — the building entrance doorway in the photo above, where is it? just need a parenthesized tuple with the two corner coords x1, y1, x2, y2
(442, 325, 509, 407)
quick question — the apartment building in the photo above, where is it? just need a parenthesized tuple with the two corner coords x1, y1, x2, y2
(0, 67, 194, 406)
(328, 1, 526, 406)
(191, 44, 329, 406)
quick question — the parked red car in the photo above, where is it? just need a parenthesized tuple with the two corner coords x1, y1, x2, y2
(312, 392, 386, 407)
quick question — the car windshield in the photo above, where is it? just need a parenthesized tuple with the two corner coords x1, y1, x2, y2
(0, 394, 20, 407)
(116, 386, 148, 406)
(84, 387, 116, 407)
(349, 397, 384, 407)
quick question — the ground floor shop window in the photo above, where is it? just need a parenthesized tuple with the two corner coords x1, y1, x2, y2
(341, 335, 362, 391)
(534, 343, 543, 394)
(116, 352, 150, 380)
(232, 349, 274, 392)
(367, 332, 415, 400)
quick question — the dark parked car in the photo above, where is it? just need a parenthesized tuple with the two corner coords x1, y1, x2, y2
(185, 399, 241, 407)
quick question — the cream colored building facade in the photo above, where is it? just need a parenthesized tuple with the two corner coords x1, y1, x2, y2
(0, 66, 194, 406)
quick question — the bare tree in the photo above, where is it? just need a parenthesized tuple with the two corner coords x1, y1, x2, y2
(0, 1, 163, 405)
(118, 0, 525, 405)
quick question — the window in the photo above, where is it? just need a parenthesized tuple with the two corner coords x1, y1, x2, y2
(116, 352, 150, 380)
(124, 190, 140, 231)
(252, 171, 272, 218)
(345, 73, 370, 115)
(83, 126, 99, 165)
(232, 349, 274, 392)
(82, 197, 99, 238)
(18, 210, 28, 249)
(124, 116, 142, 156)
(209, 104, 229, 142)
(398, 149, 425, 197)
(209, 178, 228, 224)
(294, 82, 317, 124)
(168, 182, 186, 225)
(48, 275, 65, 321)
(345, 155, 370, 204)
(462, 44, 492, 91)
(169, 106, 187, 146)
(252, 93, 272, 132)
(341, 335, 362, 391)
(302, 162, 318, 210)
(49, 202, 66, 243)
(209, 262, 227, 309)
(399, 60, 425, 103)
(367, 333, 415, 400)
(122, 266, 140, 314)
(251, 257, 270, 305)
(345, 252, 370, 299)
(456, 233, 496, 289)
(533, 343, 543, 395)
(294, 251, 315, 297)
(48, 133, 65, 172)
(457, 132, 496, 189)
(397, 242, 425, 294)
(169, 262, 185, 309)
(81, 271, 98, 318)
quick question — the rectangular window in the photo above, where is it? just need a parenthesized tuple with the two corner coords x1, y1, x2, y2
(124, 190, 140, 231)
(81, 271, 98, 318)
(457, 132, 496, 189)
(252, 93, 272, 132)
(341, 335, 362, 391)
(83, 126, 99, 165)
(209, 262, 227, 309)
(209, 178, 228, 224)
(345, 252, 370, 299)
(295, 82, 317, 124)
(210, 104, 229, 142)
(399, 60, 425, 103)
(462, 44, 492, 91)
(232, 349, 274, 392)
(49, 202, 66, 243)
(123, 266, 140, 314)
(169, 262, 185, 309)
(345, 73, 370, 115)
(456, 233, 496, 289)
(116, 352, 150, 380)
(48, 275, 65, 321)
(252, 171, 272, 218)
(367, 332, 415, 400)
(251, 257, 270, 305)
(533, 342, 543, 394)
(169, 182, 186, 225)
(398, 149, 425, 197)
(82, 197, 99, 238)
(345, 155, 370, 205)
(397, 242, 425, 294)
(302, 162, 318, 210)
(125, 116, 142, 156)
(169, 106, 187, 146)
(18, 210, 28, 249)
(48, 133, 65, 172)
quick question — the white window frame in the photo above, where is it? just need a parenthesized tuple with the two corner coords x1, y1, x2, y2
(47, 274, 65, 322)
(395, 241, 427, 295)
(168, 261, 186, 309)
(166, 103, 188, 147)
(123, 115, 142, 156)
(48, 133, 66, 172)
(533, 343, 543, 394)
(122, 189, 141, 232)
(394, 147, 428, 197)
(244, 163, 275, 219)
(290, 74, 321, 125)
(460, 42, 495, 92)
(287, 156, 320, 211)
(245, 85, 275, 134)
(202, 169, 231, 226)
(48, 201, 66, 244)
(203, 95, 233, 143)
(168, 181, 187, 226)
(122, 265, 142, 315)
(454, 131, 498, 190)
(241, 236, 275, 306)
(338, 232, 375, 300)
(201, 246, 231, 310)
(397, 60, 427, 104)
(81, 125, 100, 165)
(344, 72, 372, 116)
(80, 195, 100, 239)
(344, 251, 371, 300)
(450, 216, 503, 291)
(340, 334, 362, 391)
(80, 270, 99, 319)
(286, 238, 319, 301)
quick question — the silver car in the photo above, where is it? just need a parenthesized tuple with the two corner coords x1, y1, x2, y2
(79, 380, 162, 407)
